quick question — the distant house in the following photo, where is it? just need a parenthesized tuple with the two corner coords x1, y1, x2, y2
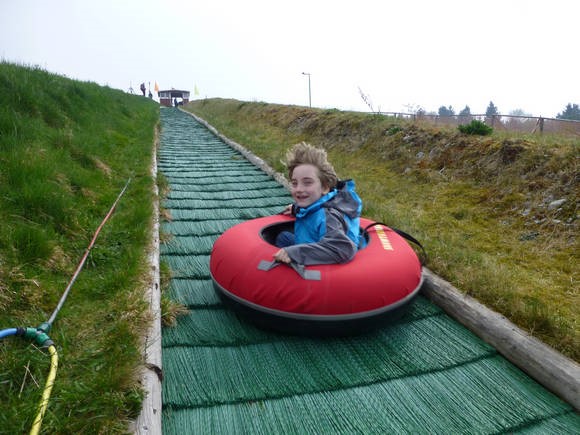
(158, 89, 190, 107)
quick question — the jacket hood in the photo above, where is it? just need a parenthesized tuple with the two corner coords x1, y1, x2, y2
(323, 179, 362, 219)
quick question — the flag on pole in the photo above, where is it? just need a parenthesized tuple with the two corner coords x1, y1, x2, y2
(154, 82, 159, 95)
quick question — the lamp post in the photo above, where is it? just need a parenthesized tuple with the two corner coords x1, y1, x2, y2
(302, 72, 311, 107)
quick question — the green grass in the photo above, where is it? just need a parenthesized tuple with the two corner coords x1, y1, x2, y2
(184, 98, 579, 361)
(0, 62, 159, 433)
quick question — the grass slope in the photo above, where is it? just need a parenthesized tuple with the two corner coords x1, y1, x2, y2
(0, 62, 158, 433)
(184, 98, 578, 362)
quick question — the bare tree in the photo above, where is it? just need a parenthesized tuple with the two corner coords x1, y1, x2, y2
(358, 87, 376, 113)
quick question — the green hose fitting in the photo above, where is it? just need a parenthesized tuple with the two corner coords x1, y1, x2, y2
(23, 327, 54, 348)
(37, 322, 52, 333)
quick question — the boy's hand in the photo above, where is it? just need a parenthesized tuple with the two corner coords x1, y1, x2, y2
(281, 204, 293, 216)
(273, 248, 291, 264)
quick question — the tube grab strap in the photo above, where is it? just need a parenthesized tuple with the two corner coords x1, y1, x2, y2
(362, 222, 428, 265)
(258, 260, 321, 281)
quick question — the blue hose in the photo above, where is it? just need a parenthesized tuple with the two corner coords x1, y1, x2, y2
(0, 328, 18, 340)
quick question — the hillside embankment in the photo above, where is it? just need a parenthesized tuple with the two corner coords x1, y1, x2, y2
(0, 62, 158, 433)
(185, 98, 578, 361)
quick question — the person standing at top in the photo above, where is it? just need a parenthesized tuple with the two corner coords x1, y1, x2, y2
(274, 142, 363, 266)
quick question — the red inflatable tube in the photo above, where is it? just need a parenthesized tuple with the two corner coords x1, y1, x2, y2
(210, 215, 423, 336)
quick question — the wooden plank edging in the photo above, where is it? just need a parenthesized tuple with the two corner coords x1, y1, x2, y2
(133, 125, 163, 434)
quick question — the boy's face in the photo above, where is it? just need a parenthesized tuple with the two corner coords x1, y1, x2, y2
(290, 164, 330, 208)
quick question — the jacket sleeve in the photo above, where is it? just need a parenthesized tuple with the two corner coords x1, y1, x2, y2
(284, 208, 357, 266)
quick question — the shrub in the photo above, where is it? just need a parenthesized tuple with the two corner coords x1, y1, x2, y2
(458, 119, 493, 136)
(386, 126, 403, 136)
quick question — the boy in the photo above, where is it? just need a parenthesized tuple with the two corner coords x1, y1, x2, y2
(274, 142, 362, 266)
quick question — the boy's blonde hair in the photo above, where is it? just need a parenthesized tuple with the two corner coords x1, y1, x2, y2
(285, 142, 338, 189)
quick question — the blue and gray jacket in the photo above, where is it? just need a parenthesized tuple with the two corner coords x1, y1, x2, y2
(285, 180, 362, 265)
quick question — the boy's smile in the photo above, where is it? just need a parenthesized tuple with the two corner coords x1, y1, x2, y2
(290, 164, 330, 208)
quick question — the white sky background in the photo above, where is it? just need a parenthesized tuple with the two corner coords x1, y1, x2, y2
(1, 0, 578, 117)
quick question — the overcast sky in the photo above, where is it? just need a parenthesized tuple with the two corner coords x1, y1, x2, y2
(1, 0, 578, 117)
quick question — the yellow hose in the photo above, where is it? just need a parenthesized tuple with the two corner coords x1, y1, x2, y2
(30, 345, 58, 435)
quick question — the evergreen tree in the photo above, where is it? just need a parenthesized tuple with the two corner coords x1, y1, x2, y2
(459, 105, 471, 116)
(438, 105, 455, 116)
(485, 101, 499, 116)
(556, 103, 580, 120)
